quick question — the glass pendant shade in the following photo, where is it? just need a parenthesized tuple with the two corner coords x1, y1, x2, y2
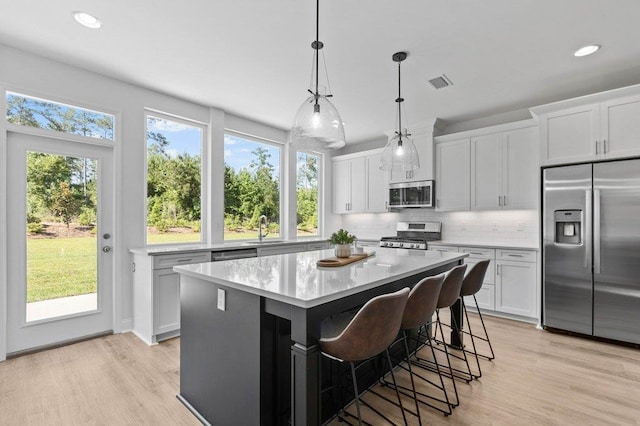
(289, 94, 346, 152)
(380, 132, 420, 172)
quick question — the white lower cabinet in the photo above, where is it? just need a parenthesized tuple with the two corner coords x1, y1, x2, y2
(495, 250, 537, 318)
(132, 250, 211, 345)
(429, 244, 538, 321)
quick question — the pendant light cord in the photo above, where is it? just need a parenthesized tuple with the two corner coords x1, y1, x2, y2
(397, 60, 403, 142)
(315, 0, 319, 97)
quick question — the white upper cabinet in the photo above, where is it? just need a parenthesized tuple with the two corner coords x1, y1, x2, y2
(389, 131, 435, 183)
(470, 127, 537, 210)
(540, 104, 599, 165)
(366, 153, 389, 212)
(534, 89, 640, 165)
(470, 133, 502, 210)
(332, 150, 388, 214)
(435, 138, 470, 211)
(600, 95, 640, 159)
(502, 127, 539, 209)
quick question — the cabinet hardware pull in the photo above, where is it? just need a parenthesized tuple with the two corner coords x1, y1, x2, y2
(595, 140, 599, 155)
(498, 195, 502, 206)
(507, 254, 523, 257)
(497, 264, 501, 275)
(603, 139, 608, 154)
(470, 252, 484, 255)
(177, 258, 194, 262)
(503, 195, 507, 206)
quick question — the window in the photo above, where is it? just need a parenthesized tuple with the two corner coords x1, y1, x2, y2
(146, 113, 204, 244)
(6, 92, 114, 141)
(296, 152, 320, 236)
(223, 133, 281, 241)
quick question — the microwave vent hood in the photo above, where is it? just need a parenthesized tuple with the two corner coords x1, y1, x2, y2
(388, 180, 435, 208)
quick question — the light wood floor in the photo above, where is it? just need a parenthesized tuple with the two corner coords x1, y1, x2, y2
(1, 314, 639, 425)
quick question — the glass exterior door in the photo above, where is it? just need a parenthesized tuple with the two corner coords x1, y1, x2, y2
(6, 132, 113, 354)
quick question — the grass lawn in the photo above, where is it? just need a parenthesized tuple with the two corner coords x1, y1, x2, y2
(27, 237, 97, 303)
(29, 228, 321, 302)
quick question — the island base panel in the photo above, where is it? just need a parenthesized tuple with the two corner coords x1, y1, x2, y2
(179, 276, 265, 425)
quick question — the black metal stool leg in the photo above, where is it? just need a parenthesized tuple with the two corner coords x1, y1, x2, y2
(402, 330, 422, 425)
(474, 295, 496, 360)
(350, 362, 363, 426)
(462, 299, 482, 378)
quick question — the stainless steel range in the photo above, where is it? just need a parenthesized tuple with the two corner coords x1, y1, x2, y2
(380, 221, 442, 250)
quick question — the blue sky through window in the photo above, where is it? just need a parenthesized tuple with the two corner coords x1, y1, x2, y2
(224, 133, 280, 176)
(147, 116, 202, 156)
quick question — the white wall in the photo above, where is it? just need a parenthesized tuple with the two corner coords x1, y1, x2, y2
(0, 43, 320, 358)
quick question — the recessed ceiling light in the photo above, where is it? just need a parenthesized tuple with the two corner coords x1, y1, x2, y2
(574, 44, 601, 57)
(72, 11, 102, 29)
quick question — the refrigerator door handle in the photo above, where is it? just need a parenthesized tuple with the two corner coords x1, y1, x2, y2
(594, 189, 601, 274)
(585, 189, 592, 270)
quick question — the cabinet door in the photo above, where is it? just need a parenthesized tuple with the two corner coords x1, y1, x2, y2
(601, 95, 640, 159)
(540, 104, 599, 165)
(502, 127, 538, 209)
(465, 285, 495, 311)
(153, 269, 181, 335)
(435, 139, 470, 211)
(350, 157, 366, 213)
(332, 160, 351, 214)
(366, 153, 389, 212)
(495, 260, 537, 318)
(470, 133, 502, 210)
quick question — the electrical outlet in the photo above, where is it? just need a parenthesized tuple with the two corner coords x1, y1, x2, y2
(492, 223, 498, 232)
(517, 222, 525, 231)
(217, 288, 226, 311)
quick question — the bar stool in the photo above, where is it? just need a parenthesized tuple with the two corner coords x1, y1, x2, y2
(417, 265, 477, 385)
(319, 287, 410, 426)
(382, 273, 456, 421)
(460, 259, 495, 376)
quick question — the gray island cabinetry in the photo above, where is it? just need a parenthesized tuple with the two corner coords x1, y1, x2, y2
(174, 247, 466, 426)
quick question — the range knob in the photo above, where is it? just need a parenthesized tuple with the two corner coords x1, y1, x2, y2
(399, 243, 404, 248)
(410, 244, 417, 249)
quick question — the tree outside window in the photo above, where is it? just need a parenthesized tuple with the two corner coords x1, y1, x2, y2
(296, 152, 319, 236)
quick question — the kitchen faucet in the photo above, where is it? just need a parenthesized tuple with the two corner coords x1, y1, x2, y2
(258, 215, 268, 242)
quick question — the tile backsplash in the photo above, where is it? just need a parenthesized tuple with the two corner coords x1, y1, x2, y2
(340, 209, 539, 246)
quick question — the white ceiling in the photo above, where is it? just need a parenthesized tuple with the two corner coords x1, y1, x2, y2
(2, 1, 640, 143)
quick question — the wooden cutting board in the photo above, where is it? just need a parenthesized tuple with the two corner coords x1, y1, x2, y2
(316, 251, 375, 267)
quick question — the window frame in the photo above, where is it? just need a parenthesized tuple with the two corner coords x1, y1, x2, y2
(144, 110, 208, 246)
(223, 129, 284, 242)
(5, 90, 117, 147)
(295, 149, 323, 239)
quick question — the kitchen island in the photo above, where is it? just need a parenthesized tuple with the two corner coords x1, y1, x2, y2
(174, 247, 467, 426)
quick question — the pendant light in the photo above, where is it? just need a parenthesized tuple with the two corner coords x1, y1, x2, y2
(379, 52, 419, 172)
(288, 0, 346, 152)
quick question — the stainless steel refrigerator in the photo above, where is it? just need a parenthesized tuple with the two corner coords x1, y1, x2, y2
(543, 158, 640, 344)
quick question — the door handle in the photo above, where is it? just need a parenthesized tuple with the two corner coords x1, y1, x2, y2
(102, 246, 112, 253)
(585, 189, 592, 270)
(594, 189, 601, 274)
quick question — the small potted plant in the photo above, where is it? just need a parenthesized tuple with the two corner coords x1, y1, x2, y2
(329, 229, 356, 258)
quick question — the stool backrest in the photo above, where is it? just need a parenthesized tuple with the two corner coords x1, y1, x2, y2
(401, 274, 445, 330)
(460, 259, 490, 297)
(437, 264, 467, 309)
(319, 287, 410, 362)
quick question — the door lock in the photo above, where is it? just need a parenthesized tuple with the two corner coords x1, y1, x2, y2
(103, 233, 111, 239)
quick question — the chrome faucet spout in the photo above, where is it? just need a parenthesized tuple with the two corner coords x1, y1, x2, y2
(258, 215, 268, 242)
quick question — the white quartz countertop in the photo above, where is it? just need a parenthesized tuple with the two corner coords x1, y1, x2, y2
(174, 247, 467, 309)
(130, 237, 329, 255)
(429, 241, 539, 250)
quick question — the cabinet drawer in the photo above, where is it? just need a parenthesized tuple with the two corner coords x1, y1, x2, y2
(258, 244, 307, 256)
(153, 252, 211, 269)
(306, 242, 331, 251)
(429, 245, 459, 254)
(496, 249, 536, 262)
(460, 247, 495, 259)
(463, 257, 495, 285)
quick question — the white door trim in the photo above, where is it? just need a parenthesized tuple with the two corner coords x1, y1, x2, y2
(5, 131, 115, 354)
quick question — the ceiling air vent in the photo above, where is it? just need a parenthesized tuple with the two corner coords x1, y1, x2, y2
(428, 74, 453, 90)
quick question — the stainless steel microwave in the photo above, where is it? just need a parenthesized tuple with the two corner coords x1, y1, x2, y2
(389, 180, 435, 208)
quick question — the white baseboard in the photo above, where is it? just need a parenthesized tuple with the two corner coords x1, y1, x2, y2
(120, 318, 133, 333)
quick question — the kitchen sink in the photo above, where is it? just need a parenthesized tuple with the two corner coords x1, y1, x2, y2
(242, 240, 286, 245)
